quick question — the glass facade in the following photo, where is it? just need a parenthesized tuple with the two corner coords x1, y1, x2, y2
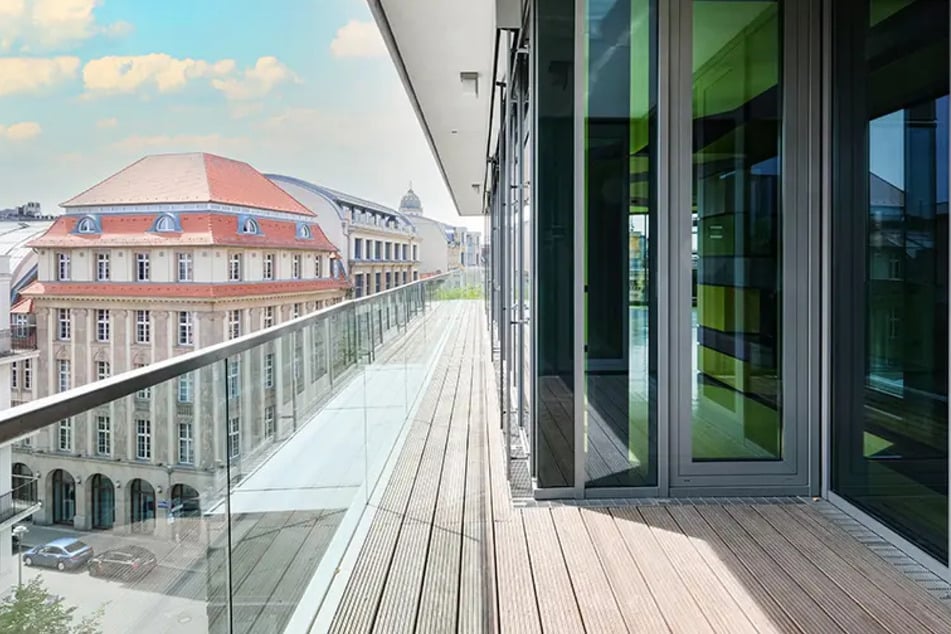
(585, 0, 657, 487)
(831, 0, 950, 562)
(535, 0, 576, 488)
(690, 0, 784, 461)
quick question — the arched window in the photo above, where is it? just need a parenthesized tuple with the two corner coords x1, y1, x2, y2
(153, 214, 177, 233)
(240, 217, 260, 234)
(76, 216, 99, 234)
(296, 223, 312, 240)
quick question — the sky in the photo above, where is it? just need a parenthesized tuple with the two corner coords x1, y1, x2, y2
(0, 0, 480, 230)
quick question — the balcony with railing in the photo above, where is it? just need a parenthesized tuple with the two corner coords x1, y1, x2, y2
(1, 269, 950, 633)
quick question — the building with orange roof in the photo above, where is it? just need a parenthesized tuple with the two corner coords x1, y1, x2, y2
(13, 152, 349, 532)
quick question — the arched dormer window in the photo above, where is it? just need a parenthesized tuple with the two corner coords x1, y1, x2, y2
(238, 216, 260, 235)
(296, 223, 313, 240)
(74, 215, 100, 234)
(152, 213, 179, 233)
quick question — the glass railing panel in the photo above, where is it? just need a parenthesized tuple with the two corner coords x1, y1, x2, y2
(0, 273, 458, 633)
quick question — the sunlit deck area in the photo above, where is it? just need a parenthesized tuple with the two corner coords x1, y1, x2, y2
(324, 302, 951, 633)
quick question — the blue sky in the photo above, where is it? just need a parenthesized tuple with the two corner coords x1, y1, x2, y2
(0, 0, 476, 228)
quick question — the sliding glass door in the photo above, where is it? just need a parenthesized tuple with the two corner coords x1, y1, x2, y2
(830, 0, 949, 563)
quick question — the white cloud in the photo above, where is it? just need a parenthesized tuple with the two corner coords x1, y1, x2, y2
(0, 56, 80, 95)
(330, 20, 386, 59)
(0, 0, 133, 52)
(96, 116, 118, 128)
(82, 54, 236, 96)
(211, 56, 297, 101)
(0, 121, 42, 140)
(111, 133, 248, 154)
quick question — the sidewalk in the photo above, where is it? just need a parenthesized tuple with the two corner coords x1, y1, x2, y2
(15, 522, 206, 572)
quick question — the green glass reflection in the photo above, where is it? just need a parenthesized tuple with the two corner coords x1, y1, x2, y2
(585, 0, 657, 487)
(691, 0, 783, 461)
(831, 0, 949, 563)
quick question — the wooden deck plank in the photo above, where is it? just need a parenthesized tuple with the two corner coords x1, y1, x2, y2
(754, 504, 933, 633)
(695, 505, 844, 634)
(416, 326, 475, 633)
(788, 504, 951, 631)
(638, 506, 759, 634)
(610, 506, 713, 634)
(665, 505, 798, 634)
(494, 514, 542, 633)
(724, 505, 888, 634)
(579, 507, 669, 632)
(550, 507, 628, 633)
(522, 508, 585, 634)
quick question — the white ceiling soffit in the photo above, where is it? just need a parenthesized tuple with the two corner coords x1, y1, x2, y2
(370, 0, 496, 217)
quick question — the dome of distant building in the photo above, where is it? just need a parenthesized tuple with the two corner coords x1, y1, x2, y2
(399, 186, 423, 215)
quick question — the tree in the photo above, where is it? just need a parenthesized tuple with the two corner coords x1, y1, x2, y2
(0, 577, 103, 634)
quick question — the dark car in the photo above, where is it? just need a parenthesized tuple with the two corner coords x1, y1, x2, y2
(88, 546, 157, 580)
(22, 538, 93, 571)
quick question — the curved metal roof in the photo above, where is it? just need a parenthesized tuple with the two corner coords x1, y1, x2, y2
(265, 174, 416, 230)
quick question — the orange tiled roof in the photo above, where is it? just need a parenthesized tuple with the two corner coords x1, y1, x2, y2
(21, 279, 349, 300)
(27, 213, 339, 251)
(62, 153, 312, 216)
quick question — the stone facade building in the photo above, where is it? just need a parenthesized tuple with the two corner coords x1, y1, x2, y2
(12, 152, 349, 532)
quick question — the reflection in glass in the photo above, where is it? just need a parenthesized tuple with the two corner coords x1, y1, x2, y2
(585, 0, 657, 487)
(832, 0, 949, 562)
(691, 0, 783, 461)
(536, 0, 576, 488)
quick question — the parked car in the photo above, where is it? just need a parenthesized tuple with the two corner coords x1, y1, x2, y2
(22, 538, 93, 571)
(88, 546, 157, 580)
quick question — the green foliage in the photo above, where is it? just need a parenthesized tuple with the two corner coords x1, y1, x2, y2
(0, 577, 103, 634)
(434, 285, 484, 300)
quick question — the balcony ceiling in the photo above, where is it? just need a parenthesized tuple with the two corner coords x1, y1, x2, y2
(369, 0, 496, 217)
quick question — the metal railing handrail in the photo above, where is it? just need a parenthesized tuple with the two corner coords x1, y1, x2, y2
(0, 271, 454, 446)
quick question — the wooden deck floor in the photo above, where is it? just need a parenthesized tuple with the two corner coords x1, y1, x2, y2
(328, 302, 951, 633)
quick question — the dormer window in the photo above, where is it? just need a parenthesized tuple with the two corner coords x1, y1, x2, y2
(238, 216, 260, 235)
(74, 215, 100, 234)
(296, 223, 313, 240)
(153, 214, 179, 233)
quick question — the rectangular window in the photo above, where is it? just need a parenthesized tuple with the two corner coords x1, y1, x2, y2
(263, 253, 274, 280)
(23, 359, 31, 390)
(136, 419, 151, 460)
(292, 254, 301, 279)
(135, 310, 150, 344)
(375, 272, 381, 293)
(178, 312, 193, 346)
(227, 358, 240, 398)
(264, 352, 275, 388)
(10, 362, 17, 389)
(355, 274, 364, 298)
(135, 253, 150, 282)
(177, 253, 193, 282)
(134, 363, 151, 399)
(58, 419, 72, 452)
(96, 415, 111, 456)
(229, 253, 242, 281)
(96, 253, 110, 281)
(375, 241, 382, 260)
(385, 242, 391, 260)
(228, 416, 240, 459)
(315, 255, 322, 278)
(413, 245, 418, 261)
(177, 374, 193, 403)
(228, 309, 242, 339)
(96, 309, 110, 342)
(385, 272, 391, 290)
(264, 405, 275, 440)
(57, 308, 71, 340)
(57, 360, 71, 392)
(96, 361, 110, 381)
(354, 238, 363, 259)
(56, 252, 70, 281)
(178, 422, 194, 465)
(263, 306, 274, 328)
(292, 303, 302, 319)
